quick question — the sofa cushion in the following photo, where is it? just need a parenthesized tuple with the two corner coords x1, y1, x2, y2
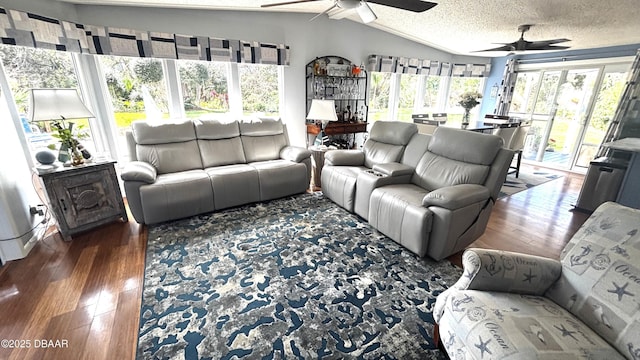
(132, 120, 203, 174)
(240, 119, 288, 163)
(412, 152, 490, 191)
(401, 133, 432, 168)
(136, 140, 203, 175)
(139, 170, 214, 224)
(320, 165, 365, 213)
(439, 289, 624, 359)
(205, 165, 260, 210)
(132, 120, 196, 144)
(194, 119, 240, 140)
(363, 121, 418, 168)
(362, 141, 405, 169)
(545, 202, 640, 356)
(369, 184, 432, 257)
(239, 118, 284, 136)
(429, 127, 502, 165)
(195, 119, 246, 167)
(369, 121, 418, 145)
(250, 160, 309, 201)
(198, 138, 246, 167)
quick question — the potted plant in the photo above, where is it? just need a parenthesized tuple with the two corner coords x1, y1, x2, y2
(49, 120, 89, 166)
(458, 91, 483, 125)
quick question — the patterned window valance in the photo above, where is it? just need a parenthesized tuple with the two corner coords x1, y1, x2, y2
(367, 55, 490, 77)
(0, 7, 290, 65)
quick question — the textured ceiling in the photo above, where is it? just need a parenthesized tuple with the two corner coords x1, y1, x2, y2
(58, 0, 640, 56)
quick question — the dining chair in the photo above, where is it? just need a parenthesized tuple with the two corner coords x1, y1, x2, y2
(492, 126, 517, 148)
(507, 124, 531, 178)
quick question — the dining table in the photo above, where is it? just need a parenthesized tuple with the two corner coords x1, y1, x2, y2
(442, 117, 525, 133)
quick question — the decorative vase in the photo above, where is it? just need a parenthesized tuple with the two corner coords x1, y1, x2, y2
(462, 109, 471, 125)
(58, 144, 71, 163)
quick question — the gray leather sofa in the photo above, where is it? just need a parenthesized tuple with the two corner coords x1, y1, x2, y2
(322, 122, 513, 260)
(121, 118, 311, 224)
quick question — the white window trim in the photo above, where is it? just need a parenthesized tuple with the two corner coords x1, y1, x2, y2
(162, 59, 186, 119)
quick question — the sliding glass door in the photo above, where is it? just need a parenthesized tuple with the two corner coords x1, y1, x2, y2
(574, 65, 628, 167)
(509, 64, 629, 171)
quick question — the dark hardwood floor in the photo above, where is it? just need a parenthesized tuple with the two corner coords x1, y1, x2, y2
(0, 164, 588, 359)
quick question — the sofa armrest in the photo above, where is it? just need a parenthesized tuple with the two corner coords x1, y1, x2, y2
(280, 146, 311, 163)
(434, 248, 562, 323)
(324, 150, 365, 166)
(372, 162, 414, 177)
(458, 248, 562, 294)
(121, 161, 157, 184)
(422, 184, 489, 210)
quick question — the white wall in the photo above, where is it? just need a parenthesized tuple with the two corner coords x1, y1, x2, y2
(0, 0, 491, 146)
(0, 0, 78, 21)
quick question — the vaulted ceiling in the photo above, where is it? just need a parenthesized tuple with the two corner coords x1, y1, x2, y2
(57, 0, 640, 56)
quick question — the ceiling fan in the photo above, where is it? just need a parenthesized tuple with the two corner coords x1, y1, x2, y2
(476, 24, 571, 52)
(261, 0, 437, 24)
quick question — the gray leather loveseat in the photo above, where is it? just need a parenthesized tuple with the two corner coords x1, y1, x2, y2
(121, 118, 311, 224)
(322, 122, 513, 260)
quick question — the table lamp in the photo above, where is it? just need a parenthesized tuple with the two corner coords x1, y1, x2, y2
(306, 99, 337, 147)
(28, 88, 95, 165)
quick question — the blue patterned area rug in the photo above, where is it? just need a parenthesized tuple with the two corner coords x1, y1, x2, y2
(138, 193, 462, 359)
(498, 170, 563, 199)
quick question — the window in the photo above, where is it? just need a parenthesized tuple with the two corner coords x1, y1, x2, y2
(97, 56, 170, 162)
(396, 74, 419, 122)
(508, 65, 628, 171)
(0, 45, 96, 157)
(368, 72, 392, 122)
(367, 71, 479, 124)
(179, 60, 229, 119)
(421, 76, 442, 112)
(510, 72, 540, 114)
(99, 56, 169, 125)
(238, 64, 279, 117)
(445, 77, 484, 126)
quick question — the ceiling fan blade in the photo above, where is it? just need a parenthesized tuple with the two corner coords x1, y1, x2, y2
(357, 1, 378, 23)
(261, 0, 319, 8)
(524, 43, 571, 51)
(309, 3, 338, 21)
(366, 0, 437, 12)
(473, 45, 516, 52)
(529, 38, 571, 45)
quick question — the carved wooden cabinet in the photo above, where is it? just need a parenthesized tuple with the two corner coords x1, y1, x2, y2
(37, 160, 127, 240)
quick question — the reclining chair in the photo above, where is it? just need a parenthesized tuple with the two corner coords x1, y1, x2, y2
(322, 123, 513, 260)
(321, 121, 418, 212)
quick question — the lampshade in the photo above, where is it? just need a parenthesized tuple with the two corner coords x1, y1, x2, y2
(28, 88, 95, 122)
(306, 99, 338, 122)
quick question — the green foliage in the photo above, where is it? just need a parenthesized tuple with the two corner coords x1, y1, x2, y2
(100, 56, 168, 113)
(399, 75, 417, 108)
(134, 60, 164, 83)
(49, 120, 88, 150)
(239, 64, 278, 113)
(369, 72, 391, 111)
(0, 46, 78, 113)
(179, 61, 229, 112)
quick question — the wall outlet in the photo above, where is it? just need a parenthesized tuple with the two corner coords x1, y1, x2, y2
(29, 205, 44, 217)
